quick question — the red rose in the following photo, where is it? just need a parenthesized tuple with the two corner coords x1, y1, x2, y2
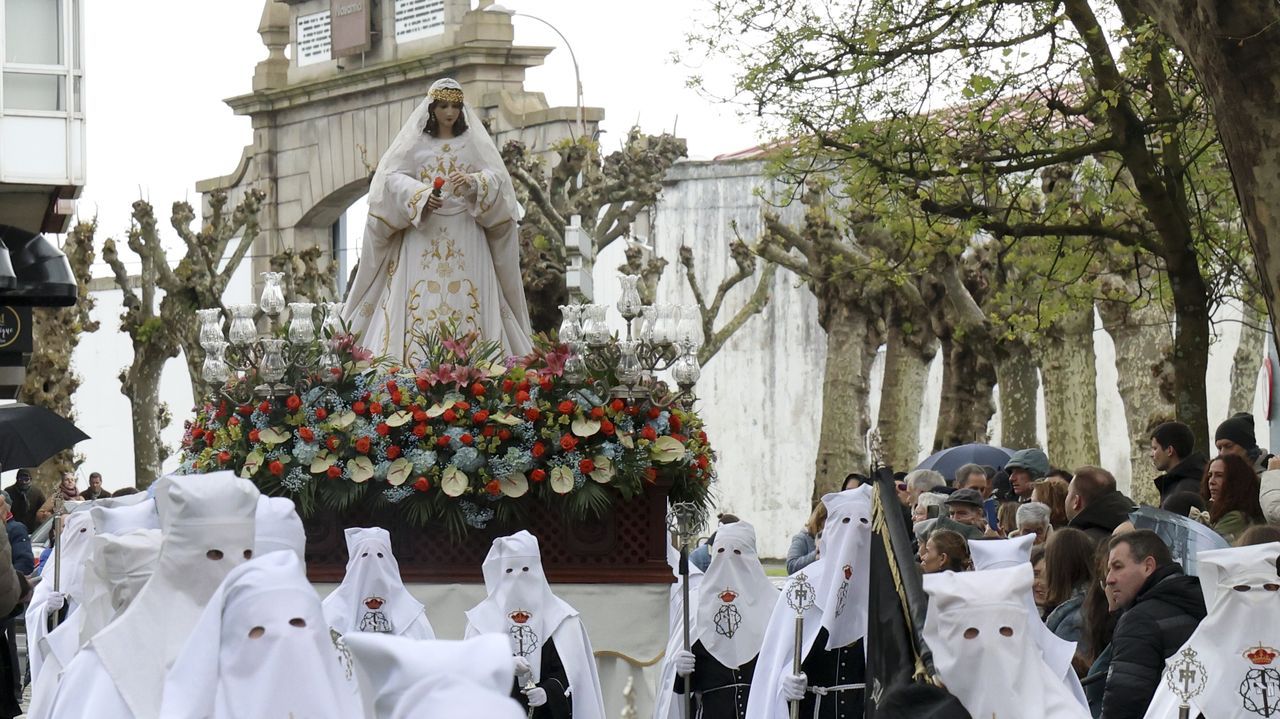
(436, 436, 450, 448)
(482, 426, 495, 438)
(413, 476, 430, 492)
(376, 422, 390, 437)
(502, 379, 515, 393)
(298, 427, 315, 443)
(386, 380, 398, 392)
(695, 455, 709, 469)
(532, 441, 547, 459)
(540, 377, 553, 392)
(217, 451, 231, 464)
(455, 401, 470, 412)
(698, 431, 708, 443)
(412, 408, 427, 423)
(625, 404, 640, 416)
(524, 407, 540, 422)
(671, 433, 687, 443)
(515, 390, 531, 404)
(644, 467, 658, 484)
(353, 401, 367, 415)
(355, 436, 372, 454)
(558, 400, 575, 415)
(590, 406, 605, 420)
(387, 445, 402, 460)
(248, 429, 261, 443)
(609, 399, 625, 413)
(460, 433, 474, 446)
(471, 382, 486, 397)
(530, 468, 547, 483)
(268, 460, 284, 476)
(442, 408, 458, 423)
(601, 419, 615, 435)
(390, 391, 403, 406)
(648, 407, 661, 420)
(413, 423, 428, 438)
(258, 401, 271, 413)
(433, 176, 446, 191)
(485, 479, 501, 496)
(472, 410, 489, 424)
(641, 426, 657, 442)
(518, 381, 531, 392)
(559, 434, 578, 452)
(315, 407, 328, 421)
(670, 414, 683, 431)
(370, 402, 383, 415)
(498, 429, 512, 441)
(238, 404, 252, 416)
(326, 436, 341, 451)
(204, 430, 215, 444)
(228, 416, 240, 427)
(327, 465, 342, 479)
(416, 377, 429, 391)
(578, 458, 595, 474)
(285, 395, 302, 411)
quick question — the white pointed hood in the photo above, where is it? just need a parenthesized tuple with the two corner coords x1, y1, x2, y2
(322, 527, 431, 639)
(254, 495, 306, 562)
(968, 533, 1035, 570)
(923, 565, 1091, 719)
(814, 485, 873, 649)
(90, 471, 259, 719)
(343, 632, 516, 719)
(695, 521, 778, 668)
(25, 509, 97, 683)
(89, 498, 160, 534)
(77, 529, 162, 646)
(160, 551, 363, 719)
(1143, 542, 1280, 719)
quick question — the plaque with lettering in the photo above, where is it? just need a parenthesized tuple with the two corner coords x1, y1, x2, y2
(394, 0, 445, 43)
(297, 11, 333, 67)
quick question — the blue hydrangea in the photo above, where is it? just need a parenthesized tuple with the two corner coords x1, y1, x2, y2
(405, 448, 437, 473)
(459, 500, 495, 529)
(282, 467, 309, 492)
(383, 485, 414, 504)
(374, 460, 391, 481)
(649, 412, 670, 435)
(250, 408, 272, 430)
(291, 441, 321, 465)
(617, 415, 635, 433)
(451, 446, 484, 472)
(597, 441, 621, 460)
(515, 423, 537, 443)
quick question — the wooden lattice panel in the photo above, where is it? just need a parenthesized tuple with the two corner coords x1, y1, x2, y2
(304, 482, 674, 584)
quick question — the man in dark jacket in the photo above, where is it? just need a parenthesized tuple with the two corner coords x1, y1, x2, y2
(1149, 421, 1206, 507)
(1100, 530, 1206, 719)
(1214, 412, 1275, 474)
(2, 470, 44, 535)
(0, 494, 31, 576)
(1065, 466, 1135, 545)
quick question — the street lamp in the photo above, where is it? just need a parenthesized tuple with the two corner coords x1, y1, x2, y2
(483, 3, 586, 139)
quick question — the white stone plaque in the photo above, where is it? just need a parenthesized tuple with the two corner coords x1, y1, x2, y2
(296, 10, 333, 67)
(394, 0, 445, 42)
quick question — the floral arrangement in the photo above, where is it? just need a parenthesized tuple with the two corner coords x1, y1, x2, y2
(179, 326, 715, 536)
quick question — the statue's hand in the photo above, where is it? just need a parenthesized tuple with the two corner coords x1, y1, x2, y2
(422, 194, 443, 219)
(449, 171, 477, 200)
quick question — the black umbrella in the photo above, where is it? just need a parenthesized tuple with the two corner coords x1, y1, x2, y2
(914, 443, 1014, 484)
(0, 403, 90, 469)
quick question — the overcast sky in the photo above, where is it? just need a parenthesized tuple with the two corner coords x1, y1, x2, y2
(75, 0, 764, 253)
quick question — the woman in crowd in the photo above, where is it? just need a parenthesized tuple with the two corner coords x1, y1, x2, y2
(1236, 523, 1280, 546)
(996, 501, 1019, 537)
(1040, 527, 1095, 645)
(1200, 454, 1265, 543)
(1079, 543, 1119, 718)
(786, 503, 825, 574)
(917, 529, 970, 573)
(1030, 545, 1048, 617)
(1032, 477, 1070, 529)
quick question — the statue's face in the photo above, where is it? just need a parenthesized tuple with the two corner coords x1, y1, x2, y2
(433, 101, 462, 129)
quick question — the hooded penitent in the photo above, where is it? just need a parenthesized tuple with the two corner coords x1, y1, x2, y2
(747, 485, 874, 719)
(923, 564, 1091, 719)
(254, 495, 306, 563)
(159, 551, 364, 719)
(465, 530, 606, 719)
(322, 527, 433, 639)
(25, 510, 96, 683)
(1142, 542, 1280, 719)
(343, 632, 520, 719)
(969, 534, 1088, 708)
(47, 471, 259, 719)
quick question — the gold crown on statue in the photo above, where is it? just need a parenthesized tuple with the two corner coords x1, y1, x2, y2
(429, 87, 464, 104)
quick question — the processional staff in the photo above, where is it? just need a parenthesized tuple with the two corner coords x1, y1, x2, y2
(50, 494, 66, 631)
(785, 571, 816, 719)
(667, 502, 706, 719)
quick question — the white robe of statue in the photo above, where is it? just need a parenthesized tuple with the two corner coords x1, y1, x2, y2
(342, 78, 533, 363)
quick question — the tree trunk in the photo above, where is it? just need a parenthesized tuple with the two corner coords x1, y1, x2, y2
(813, 302, 877, 499)
(1098, 289, 1175, 507)
(995, 342, 1039, 451)
(1039, 305, 1100, 470)
(1230, 302, 1266, 416)
(1130, 1, 1280, 359)
(1167, 255, 1213, 452)
(934, 336, 997, 451)
(879, 321, 938, 472)
(122, 349, 170, 489)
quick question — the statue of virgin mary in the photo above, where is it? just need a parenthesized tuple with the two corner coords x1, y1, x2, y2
(342, 78, 534, 362)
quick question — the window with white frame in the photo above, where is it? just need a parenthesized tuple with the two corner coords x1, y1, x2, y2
(2, 0, 82, 114)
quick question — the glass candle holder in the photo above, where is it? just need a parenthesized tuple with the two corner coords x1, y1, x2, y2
(259, 338, 288, 384)
(201, 341, 230, 384)
(228, 304, 258, 346)
(287, 302, 316, 344)
(197, 308, 224, 350)
(616, 274, 643, 320)
(259, 272, 286, 317)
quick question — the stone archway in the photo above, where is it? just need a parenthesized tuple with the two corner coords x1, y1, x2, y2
(197, 0, 601, 294)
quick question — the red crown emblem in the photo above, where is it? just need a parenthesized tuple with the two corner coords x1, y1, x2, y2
(509, 610, 531, 624)
(364, 597, 384, 610)
(1245, 645, 1278, 666)
(719, 590, 737, 603)
(843, 564, 852, 581)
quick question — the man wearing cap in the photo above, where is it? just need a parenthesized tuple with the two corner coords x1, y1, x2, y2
(1005, 448, 1050, 503)
(1214, 412, 1274, 473)
(943, 489, 987, 531)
